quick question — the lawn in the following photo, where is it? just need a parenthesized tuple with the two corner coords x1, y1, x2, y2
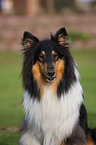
(0, 50, 96, 144)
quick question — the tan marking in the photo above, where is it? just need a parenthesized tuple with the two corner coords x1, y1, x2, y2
(41, 51, 45, 55)
(23, 39, 34, 48)
(60, 134, 95, 145)
(58, 34, 69, 46)
(56, 59, 64, 83)
(52, 59, 64, 95)
(60, 142, 64, 145)
(38, 61, 47, 79)
(52, 51, 55, 55)
(58, 34, 65, 45)
(32, 61, 45, 99)
(60, 139, 66, 145)
(85, 135, 94, 145)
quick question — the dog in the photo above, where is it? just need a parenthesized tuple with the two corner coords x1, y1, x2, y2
(19, 27, 96, 145)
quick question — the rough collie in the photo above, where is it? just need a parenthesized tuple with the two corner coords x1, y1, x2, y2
(19, 28, 96, 145)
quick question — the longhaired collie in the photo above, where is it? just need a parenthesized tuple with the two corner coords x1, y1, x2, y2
(19, 28, 96, 145)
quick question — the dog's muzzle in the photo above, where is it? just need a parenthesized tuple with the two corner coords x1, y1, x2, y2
(46, 69, 56, 82)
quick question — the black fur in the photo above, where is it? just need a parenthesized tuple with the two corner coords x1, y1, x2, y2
(65, 125, 86, 145)
(79, 103, 88, 135)
(57, 53, 77, 97)
(88, 128, 96, 145)
(22, 32, 40, 99)
(20, 118, 28, 133)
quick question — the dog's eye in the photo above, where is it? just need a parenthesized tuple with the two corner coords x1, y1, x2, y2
(53, 54, 58, 61)
(38, 55, 45, 63)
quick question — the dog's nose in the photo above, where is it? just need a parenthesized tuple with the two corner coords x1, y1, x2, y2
(47, 70, 55, 77)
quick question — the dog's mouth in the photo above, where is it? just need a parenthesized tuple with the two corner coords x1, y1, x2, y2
(46, 76, 56, 82)
(42, 73, 56, 82)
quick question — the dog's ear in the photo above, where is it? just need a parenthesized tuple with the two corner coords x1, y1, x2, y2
(52, 27, 70, 47)
(22, 31, 39, 49)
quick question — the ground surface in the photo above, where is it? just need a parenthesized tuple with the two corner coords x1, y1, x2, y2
(0, 50, 96, 145)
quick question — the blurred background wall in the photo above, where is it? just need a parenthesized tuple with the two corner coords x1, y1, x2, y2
(0, 0, 96, 15)
(0, 0, 96, 51)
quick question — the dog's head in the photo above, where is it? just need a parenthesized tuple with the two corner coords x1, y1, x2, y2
(22, 28, 76, 98)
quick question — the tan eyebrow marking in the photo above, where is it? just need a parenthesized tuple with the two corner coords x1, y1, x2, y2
(52, 51, 55, 55)
(41, 51, 45, 55)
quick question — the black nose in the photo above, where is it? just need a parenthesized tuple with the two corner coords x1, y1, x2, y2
(47, 69, 55, 77)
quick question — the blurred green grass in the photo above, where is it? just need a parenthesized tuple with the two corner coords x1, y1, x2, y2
(0, 50, 96, 144)
(0, 51, 24, 145)
(69, 32, 91, 41)
(71, 49, 96, 128)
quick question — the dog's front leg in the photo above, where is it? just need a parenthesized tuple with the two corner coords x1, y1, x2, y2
(19, 131, 41, 145)
(43, 134, 61, 145)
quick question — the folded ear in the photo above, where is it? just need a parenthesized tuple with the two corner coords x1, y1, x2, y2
(22, 31, 39, 48)
(52, 27, 70, 47)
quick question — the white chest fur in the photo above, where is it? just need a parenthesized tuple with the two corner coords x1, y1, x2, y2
(23, 81, 83, 145)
